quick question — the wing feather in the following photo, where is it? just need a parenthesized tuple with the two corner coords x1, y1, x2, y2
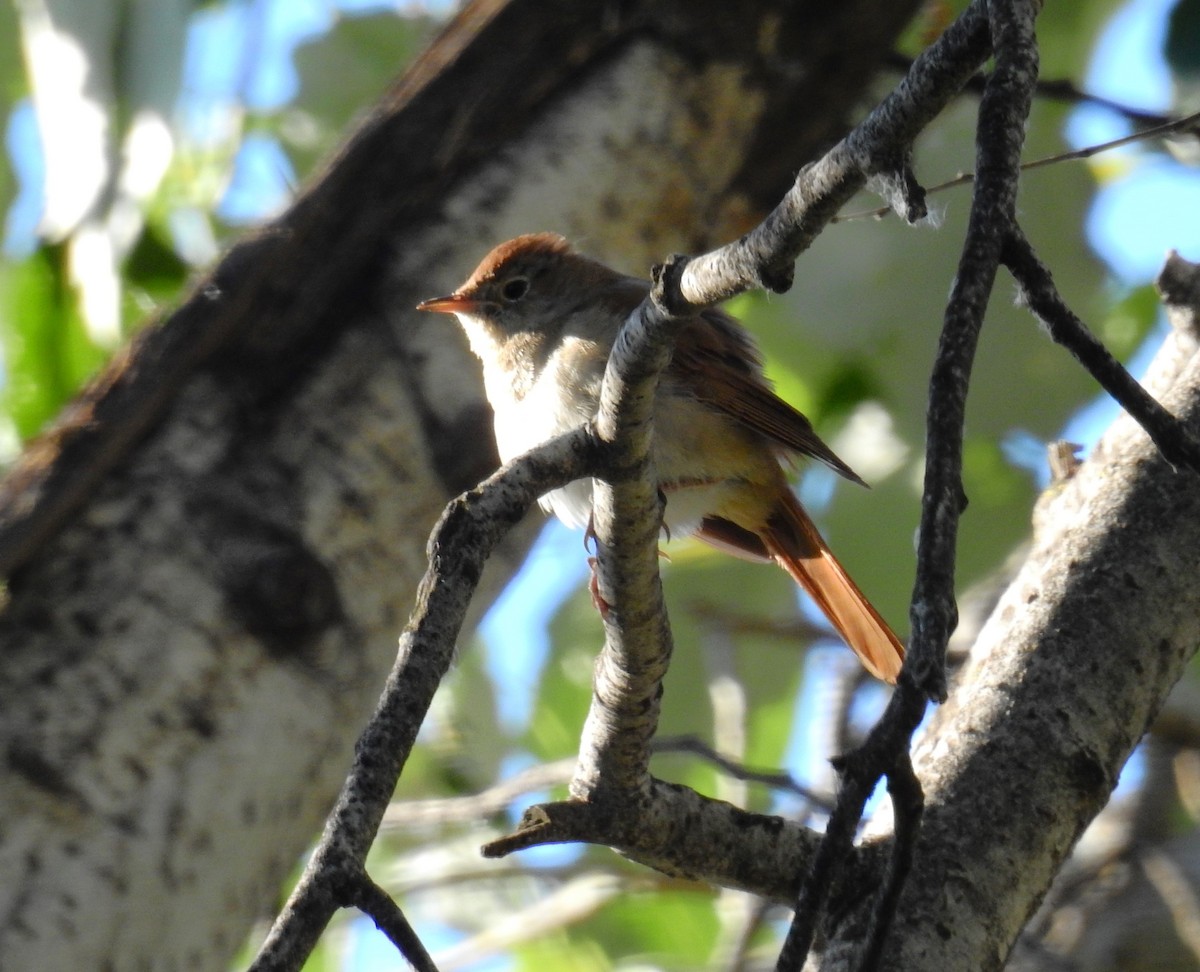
(668, 310, 866, 486)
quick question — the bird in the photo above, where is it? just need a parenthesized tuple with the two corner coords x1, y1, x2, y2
(417, 233, 904, 683)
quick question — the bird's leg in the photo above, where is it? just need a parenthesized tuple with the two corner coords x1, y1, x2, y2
(583, 493, 670, 618)
(579, 511, 610, 618)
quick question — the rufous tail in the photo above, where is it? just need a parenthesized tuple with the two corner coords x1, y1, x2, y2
(761, 492, 905, 684)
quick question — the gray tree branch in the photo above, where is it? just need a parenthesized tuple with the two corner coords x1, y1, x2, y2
(250, 430, 596, 970)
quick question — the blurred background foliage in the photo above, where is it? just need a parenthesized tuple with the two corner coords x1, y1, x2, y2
(3, 0, 1200, 969)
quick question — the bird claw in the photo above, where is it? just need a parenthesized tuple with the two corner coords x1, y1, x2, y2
(587, 556, 612, 620)
(583, 497, 669, 619)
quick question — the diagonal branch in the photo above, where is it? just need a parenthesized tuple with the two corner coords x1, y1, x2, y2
(676, 1, 993, 307)
(346, 875, 438, 972)
(248, 429, 600, 971)
(652, 735, 836, 811)
(1002, 225, 1200, 473)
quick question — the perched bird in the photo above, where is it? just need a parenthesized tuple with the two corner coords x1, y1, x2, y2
(418, 233, 904, 683)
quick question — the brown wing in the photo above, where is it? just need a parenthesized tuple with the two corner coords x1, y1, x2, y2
(668, 309, 866, 487)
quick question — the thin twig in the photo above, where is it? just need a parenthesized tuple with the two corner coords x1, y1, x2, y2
(685, 599, 846, 644)
(430, 873, 627, 971)
(1141, 847, 1200, 966)
(724, 897, 775, 972)
(835, 109, 1200, 224)
(855, 754, 923, 972)
(653, 735, 837, 811)
(886, 51, 1177, 127)
(382, 758, 577, 832)
(348, 875, 440, 972)
(1027, 77, 1173, 125)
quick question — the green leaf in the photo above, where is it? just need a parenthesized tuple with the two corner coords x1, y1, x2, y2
(588, 890, 719, 966)
(1099, 282, 1161, 359)
(284, 12, 440, 174)
(0, 246, 105, 440)
(1166, 0, 1200, 78)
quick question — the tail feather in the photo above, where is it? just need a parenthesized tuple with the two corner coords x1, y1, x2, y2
(761, 493, 905, 684)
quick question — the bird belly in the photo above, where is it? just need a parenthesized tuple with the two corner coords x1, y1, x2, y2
(486, 340, 603, 532)
(652, 391, 780, 538)
(486, 351, 782, 539)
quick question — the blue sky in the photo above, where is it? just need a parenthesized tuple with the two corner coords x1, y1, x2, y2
(1067, 0, 1200, 281)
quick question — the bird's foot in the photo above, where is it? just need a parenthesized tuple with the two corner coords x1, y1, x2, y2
(587, 556, 612, 620)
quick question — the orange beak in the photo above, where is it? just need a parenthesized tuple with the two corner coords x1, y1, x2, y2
(416, 293, 478, 314)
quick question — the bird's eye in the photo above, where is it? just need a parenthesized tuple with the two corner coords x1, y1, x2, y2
(501, 277, 529, 301)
